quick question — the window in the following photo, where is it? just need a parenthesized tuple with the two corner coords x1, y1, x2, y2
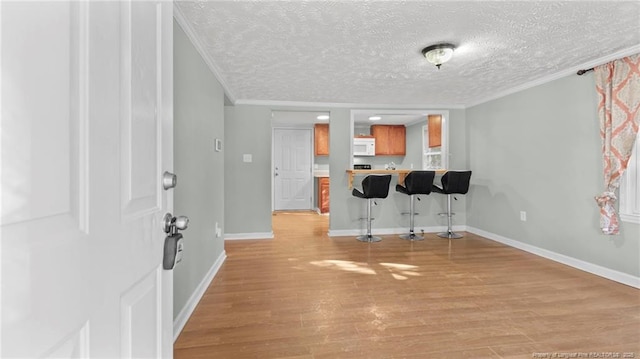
(422, 114, 448, 170)
(620, 132, 640, 224)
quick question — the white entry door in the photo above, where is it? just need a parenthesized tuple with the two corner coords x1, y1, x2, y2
(274, 129, 312, 210)
(1, 1, 174, 358)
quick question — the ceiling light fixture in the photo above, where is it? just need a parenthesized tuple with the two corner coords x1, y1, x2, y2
(317, 115, 330, 120)
(422, 43, 456, 69)
(368, 116, 382, 121)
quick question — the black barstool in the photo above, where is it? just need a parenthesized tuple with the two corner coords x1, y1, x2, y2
(395, 171, 436, 241)
(432, 171, 472, 239)
(352, 175, 392, 242)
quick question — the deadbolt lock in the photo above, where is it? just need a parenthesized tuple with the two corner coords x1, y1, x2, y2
(162, 171, 177, 190)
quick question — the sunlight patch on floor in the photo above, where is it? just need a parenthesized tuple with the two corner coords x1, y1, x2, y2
(379, 262, 422, 281)
(309, 259, 376, 275)
(308, 260, 422, 280)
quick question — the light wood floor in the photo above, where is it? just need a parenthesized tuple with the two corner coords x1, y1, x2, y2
(174, 212, 640, 358)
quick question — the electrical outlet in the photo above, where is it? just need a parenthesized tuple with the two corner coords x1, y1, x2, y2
(520, 211, 527, 221)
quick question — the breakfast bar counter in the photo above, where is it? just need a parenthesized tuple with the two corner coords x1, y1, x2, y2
(346, 169, 446, 189)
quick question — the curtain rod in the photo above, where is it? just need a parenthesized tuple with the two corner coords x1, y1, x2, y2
(577, 68, 594, 75)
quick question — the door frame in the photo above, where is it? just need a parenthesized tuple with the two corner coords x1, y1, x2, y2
(271, 126, 314, 212)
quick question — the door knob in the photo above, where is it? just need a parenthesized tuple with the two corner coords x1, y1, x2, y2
(174, 216, 189, 231)
(163, 213, 190, 234)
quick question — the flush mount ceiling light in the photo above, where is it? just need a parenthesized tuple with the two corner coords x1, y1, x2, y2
(422, 43, 456, 69)
(368, 116, 382, 121)
(317, 115, 330, 120)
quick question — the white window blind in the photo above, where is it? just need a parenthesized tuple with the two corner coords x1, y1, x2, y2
(620, 132, 640, 224)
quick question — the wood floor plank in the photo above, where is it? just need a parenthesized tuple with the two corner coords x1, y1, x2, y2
(174, 212, 640, 358)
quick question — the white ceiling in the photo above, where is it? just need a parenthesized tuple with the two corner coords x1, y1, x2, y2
(175, 1, 640, 109)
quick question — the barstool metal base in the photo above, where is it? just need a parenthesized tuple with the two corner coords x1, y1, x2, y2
(399, 194, 425, 241)
(437, 231, 463, 239)
(437, 194, 465, 239)
(400, 232, 424, 241)
(357, 234, 382, 243)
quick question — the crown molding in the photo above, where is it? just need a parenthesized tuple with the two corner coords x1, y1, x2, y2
(233, 99, 466, 110)
(466, 44, 640, 108)
(173, 4, 237, 103)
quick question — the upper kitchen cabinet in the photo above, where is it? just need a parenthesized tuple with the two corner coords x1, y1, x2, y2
(371, 124, 406, 156)
(428, 115, 442, 148)
(423, 113, 448, 170)
(314, 123, 329, 156)
(350, 109, 448, 170)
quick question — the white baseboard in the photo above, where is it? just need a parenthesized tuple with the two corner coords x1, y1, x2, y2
(173, 250, 227, 341)
(466, 226, 640, 289)
(224, 232, 274, 240)
(328, 225, 466, 237)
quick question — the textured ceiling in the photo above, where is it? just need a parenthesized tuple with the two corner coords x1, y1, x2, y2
(175, 1, 640, 108)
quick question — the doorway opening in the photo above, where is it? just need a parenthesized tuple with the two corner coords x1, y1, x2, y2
(271, 110, 330, 228)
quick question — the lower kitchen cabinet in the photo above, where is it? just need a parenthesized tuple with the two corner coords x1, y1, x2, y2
(318, 177, 329, 214)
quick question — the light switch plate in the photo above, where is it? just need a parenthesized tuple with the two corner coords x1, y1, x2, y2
(243, 154, 252, 163)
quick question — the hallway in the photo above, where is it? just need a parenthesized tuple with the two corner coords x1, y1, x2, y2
(272, 210, 330, 238)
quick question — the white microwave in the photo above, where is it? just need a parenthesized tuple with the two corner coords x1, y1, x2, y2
(353, 137, 376, 156)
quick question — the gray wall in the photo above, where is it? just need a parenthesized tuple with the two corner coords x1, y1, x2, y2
(223, 105, 467, 235)
(466, 73, 639, 276)
(327, 108, 352, 231)
(173, 20, 225, 317)
(403, 121, 424, 170)
(223, 105, 273, 234)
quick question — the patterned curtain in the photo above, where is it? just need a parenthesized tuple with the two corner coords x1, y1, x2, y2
(594, 54, 640, 235)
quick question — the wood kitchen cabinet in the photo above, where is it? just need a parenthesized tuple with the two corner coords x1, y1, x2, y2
(318, 177, 330, 213)
(371, 125, 406, 156)
(428, 114, 442, 148)
(314, 124, 329, 156)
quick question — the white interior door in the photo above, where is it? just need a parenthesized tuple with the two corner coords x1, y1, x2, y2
(274, 129, 312, 210)
(0, 1, 174, 358)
